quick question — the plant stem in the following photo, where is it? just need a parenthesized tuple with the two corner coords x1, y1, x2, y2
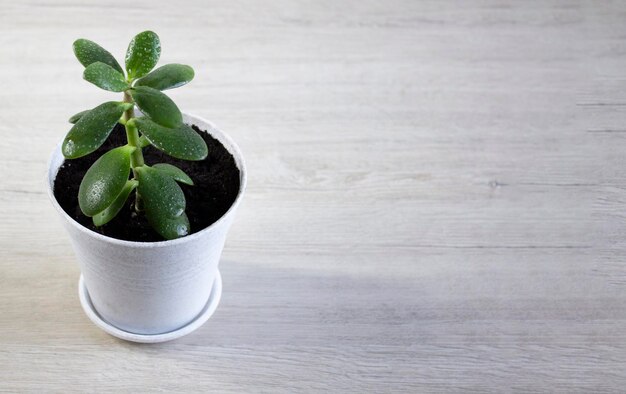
(123, 90, 144, 212)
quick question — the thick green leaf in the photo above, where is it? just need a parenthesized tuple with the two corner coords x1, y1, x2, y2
(133, 117, 208, 161)
(69, 109, 90, 124)
(73, 39, 123, 74)
(63, 102, 131, 159)
(83, 62, 129, 92)
(134, 64, 194, 91)
(130, 86, 181, 127)
(136, 166, 189, 239)
(154, 212, 190, 240)
(78, 145, 134, 217)
(125, 31, 160, 79)
(92, 180, 138, 226)
(136, 166, 185, 217)
(153, 163, 194, 185)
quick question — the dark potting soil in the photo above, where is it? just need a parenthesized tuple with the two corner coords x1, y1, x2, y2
(53, 123, 240, 242)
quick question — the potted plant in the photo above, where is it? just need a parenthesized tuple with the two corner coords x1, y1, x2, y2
(46, 31, 246, 343)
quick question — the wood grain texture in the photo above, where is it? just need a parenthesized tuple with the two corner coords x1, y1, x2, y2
(0, 0, 625, 392)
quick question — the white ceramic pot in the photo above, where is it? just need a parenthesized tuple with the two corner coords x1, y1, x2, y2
(47, 113, 246, 341)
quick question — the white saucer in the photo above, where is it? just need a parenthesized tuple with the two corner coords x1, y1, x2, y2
(78, 270, 222, 343)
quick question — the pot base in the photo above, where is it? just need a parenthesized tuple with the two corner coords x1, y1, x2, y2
(78, 270, 222, 343)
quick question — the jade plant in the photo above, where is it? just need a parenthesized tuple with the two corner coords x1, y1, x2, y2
(62, 31, 207, 240)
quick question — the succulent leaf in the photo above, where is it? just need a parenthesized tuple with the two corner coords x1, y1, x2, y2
(153, 163, 194, 185)
(154, 212, 190, 240)
(130, 86, 182, 127)
(92, 180, 138, 226)
(136, 166, 189, 239)
(69, 109, 91, 124)
(134, 64, 194, 91)
(73, 39, 124, 74)
(125, 31, 160, 79)
(62, 102, 129, 159)
(83, 62, 129, 92)
(133, 117, 208, 161)
(78, 145, 134, 217)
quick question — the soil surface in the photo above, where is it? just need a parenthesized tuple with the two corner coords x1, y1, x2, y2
(54, 123, 240, 242)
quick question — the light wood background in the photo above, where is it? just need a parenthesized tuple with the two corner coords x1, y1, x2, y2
(0, 0, 625, 392)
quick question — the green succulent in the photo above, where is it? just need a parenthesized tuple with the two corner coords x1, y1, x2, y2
(62, 31, 207, 240)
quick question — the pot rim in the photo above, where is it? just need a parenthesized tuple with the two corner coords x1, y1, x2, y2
(46, 112, 247, 248)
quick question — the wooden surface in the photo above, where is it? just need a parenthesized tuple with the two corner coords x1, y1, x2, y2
(0, 0, 625, 392)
